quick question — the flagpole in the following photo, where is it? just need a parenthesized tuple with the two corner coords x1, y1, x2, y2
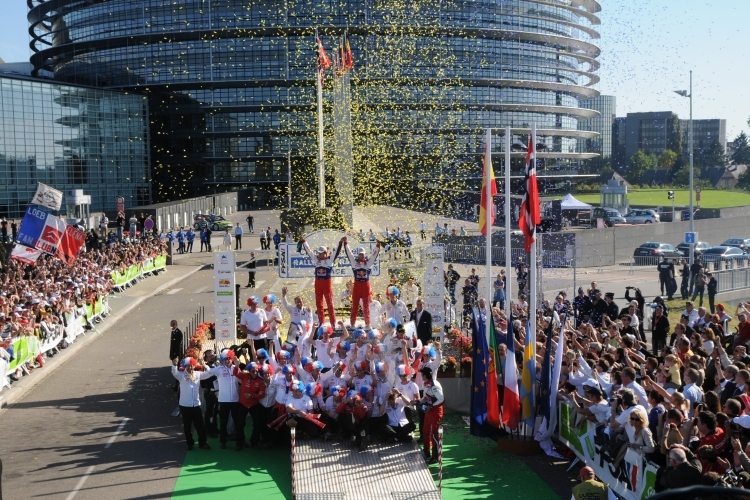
(529, 123, 537, 435)
(485, 128, 492, 344)
(504, 127, 511, 319)
(316, 29, 325, 209)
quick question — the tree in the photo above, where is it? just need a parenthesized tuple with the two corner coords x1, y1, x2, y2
(673, 164, 701, 187)
(658, 150, 678, 170)
(738, 168, 750, 191)
(696, 139, 729, 169)
(626, 150, 654, 184)
(731, 131, 750, 165)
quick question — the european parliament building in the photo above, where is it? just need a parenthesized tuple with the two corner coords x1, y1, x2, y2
(27, 0, 601, 210)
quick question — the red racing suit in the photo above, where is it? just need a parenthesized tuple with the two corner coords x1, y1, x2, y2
(344, 242, 380, 326)
(421, 379, 444, 457)
(302, 239, 342, 326)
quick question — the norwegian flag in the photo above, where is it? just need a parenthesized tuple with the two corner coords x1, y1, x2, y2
(518, 134, 540, 253)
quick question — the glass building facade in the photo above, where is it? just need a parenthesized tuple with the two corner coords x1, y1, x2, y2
(579, 95, 615, 159)
(0, 74, 150, 219)
(29, 0, 601, 207)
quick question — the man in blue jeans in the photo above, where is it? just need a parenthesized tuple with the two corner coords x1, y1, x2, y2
(691, 269, 707, 307)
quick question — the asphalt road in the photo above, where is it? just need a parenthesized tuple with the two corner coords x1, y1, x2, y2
(0, 266, 214, 500)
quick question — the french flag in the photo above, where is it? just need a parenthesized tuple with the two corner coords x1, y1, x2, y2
(502, 317, 521, 429)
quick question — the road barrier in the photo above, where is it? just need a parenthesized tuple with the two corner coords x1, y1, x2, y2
(111, 254, 167, 291)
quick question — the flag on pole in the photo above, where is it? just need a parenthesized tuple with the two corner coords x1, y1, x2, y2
(479, 136, 497, 236)
(485, 312, 500, 427)
(520, 320, 536, 431)
(502, 317, 520, 429)
(518, 134, 540, 253)
(470, 311, 502, 438)
(31, 182, 63, 211)
(537, 314, 567, 444)
(316, 34, 332, 72)
(344, 38, 353, 70)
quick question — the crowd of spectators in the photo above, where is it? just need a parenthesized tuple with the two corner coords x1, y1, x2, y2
(499, 280, 750, 493)
(0, 233, 167, 383)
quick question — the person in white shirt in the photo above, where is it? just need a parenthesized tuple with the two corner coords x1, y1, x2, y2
(621, 367, 649, 408)
(262, 294, 283, 355)
(313, 324, 335, 369)
(369, 291, 383, 329)
(321, 385, 346, 439)
(281, 287, 314, 343)
(384, 287, 409, 325)
(239, 296, 269, 350)
(285, 380, 322, 437)
(222, 229, 232, 251)
(380, 390, 417, 442)
(683, 301, 700, 328)
(404, 278, 420, 310)
(259, 228, 268, 250)
(207, 349, 242, 449)
(172, 356, 214, 450)
(418, 366, 444, 463)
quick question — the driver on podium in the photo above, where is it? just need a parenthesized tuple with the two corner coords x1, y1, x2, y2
(301, 237, 343, 327)
(341, 236, 380, 329)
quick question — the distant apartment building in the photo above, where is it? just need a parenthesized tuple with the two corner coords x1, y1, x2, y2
(579, 95, 616, 160)
(679, 119, 727, 157)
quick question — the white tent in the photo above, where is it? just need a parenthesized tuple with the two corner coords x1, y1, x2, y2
(559, 193, 592, 210)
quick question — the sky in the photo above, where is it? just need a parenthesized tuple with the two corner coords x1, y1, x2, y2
(0, 0, 747, 139)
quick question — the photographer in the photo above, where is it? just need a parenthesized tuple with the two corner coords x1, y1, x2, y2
(651, 305, 670, 357)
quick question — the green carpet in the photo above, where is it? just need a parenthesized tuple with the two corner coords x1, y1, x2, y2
(171, 436, 292, 499)
(430, 414, 560, 500)
(172, 415, 559, 499)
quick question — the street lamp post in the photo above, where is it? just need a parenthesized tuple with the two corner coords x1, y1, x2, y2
(674, 70, 694, 266)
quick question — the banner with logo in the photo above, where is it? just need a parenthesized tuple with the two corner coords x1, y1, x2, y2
(558, 402, 658, 499)
(31, 182, 64, 211)
(9, 244, 43, 266)
(16, 205, 67, 256)
(421, 246, 445, 338)
(116, 195, 125, 214)
(213, 251, 237, 342)
(56, 224, 87, 266)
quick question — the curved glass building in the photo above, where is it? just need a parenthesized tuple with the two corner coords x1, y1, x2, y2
(29, 0, 601, 209)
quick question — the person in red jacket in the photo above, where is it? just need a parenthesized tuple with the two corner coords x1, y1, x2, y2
(233, 358, 267, 450)
(336, 389, 369, 450)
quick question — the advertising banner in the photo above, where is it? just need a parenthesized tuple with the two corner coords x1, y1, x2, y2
(56, 224, 87, 266)
(278, 241, 381, 278)
(116, 195, 125, 214)
(31, 182, 63, 211)
(16, 205, 66, 256)
(213, 251, 237, 342)
(9, 244, 43, 266)
(422, 246, 445, 338)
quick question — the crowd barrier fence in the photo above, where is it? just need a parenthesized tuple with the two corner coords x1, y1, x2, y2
(111, 255, 167, 291)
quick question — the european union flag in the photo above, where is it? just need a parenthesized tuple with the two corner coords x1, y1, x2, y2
(470, 312, 503, 439)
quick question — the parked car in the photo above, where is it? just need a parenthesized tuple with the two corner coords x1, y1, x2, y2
(591, 207, 627, 227)
(623, 209, 660, 224)
(633, 242, 683, 264)
(676, 241, 712, 257)
(721, 238, 750, 253)
(701, 246, 747, 263)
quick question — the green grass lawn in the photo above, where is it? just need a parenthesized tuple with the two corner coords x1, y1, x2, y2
(572, 189, 750, 209)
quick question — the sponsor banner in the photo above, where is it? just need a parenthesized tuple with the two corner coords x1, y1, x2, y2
(558, 402, 657, 500)
(116, 195, 125, 214)
(56, 224, 87, 266)
(31, 182, 63, 211)
(422, 246, 445, 338)
(278, 241, 381, 278)
(213, 251, 237, 342)
(10, 244, 43, 266)
(16, 205, 66, 256)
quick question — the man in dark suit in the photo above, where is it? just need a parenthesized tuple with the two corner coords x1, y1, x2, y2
(410, 298, 433, 345)
(169, 320, 183, 392)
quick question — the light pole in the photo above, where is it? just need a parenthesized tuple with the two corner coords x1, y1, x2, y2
(674, 70, 694, 266)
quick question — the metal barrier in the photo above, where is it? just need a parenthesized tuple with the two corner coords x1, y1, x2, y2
(713, 262, 750, 293)
(183, 306, 206, 351)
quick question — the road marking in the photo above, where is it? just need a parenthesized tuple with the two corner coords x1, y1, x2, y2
(104, 418, 129, 449)
(193, 286, 208, 294)
(65, 418, 130, 498)
(333, 277, 343, 284)
(166, 288, 183, 295)
(65, 465, 95, 500)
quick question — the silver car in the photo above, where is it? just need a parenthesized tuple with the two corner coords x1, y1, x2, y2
(623, 209, 660, 224)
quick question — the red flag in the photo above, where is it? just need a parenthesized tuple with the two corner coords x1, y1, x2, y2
(345, 39, 353, 70)
(55, 224, 86, 266)
(478, 137, 497, 236)
(316, 36, 332, 72)
(518, 134, 540, 253)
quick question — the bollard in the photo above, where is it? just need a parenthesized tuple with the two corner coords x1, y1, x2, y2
(290, 426, 297, 499)
(235, 284, 241, 310)
(438, 426, 443, 491)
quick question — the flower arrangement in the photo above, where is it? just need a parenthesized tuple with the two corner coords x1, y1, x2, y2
(461, 356, 473, 372)
(452, 334, 472, 355)
(439, 356, 458, 373)
(189, 322, 214, 351)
